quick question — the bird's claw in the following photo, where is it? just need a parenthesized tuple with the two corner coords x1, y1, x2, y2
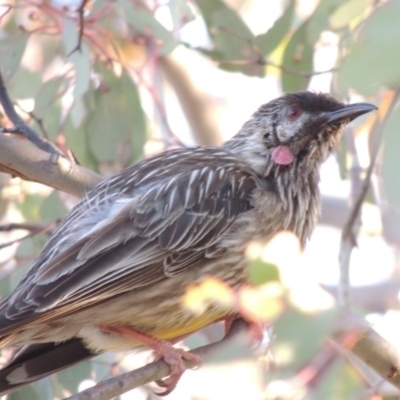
(153, 347, 201, 396)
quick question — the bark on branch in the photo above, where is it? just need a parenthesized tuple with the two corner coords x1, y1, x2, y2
(0, 133, 102, 197)
(64, 319, 249, 400)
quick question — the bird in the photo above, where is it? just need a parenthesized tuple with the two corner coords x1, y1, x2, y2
(0, 91, 377, 396)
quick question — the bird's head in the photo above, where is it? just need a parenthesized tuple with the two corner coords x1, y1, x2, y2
(226, 91, 377, 176)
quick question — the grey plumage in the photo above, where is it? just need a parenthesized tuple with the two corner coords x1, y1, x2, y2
(0, 91, 377, 394)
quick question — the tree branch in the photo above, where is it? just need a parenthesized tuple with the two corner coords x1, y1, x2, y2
(61, 313, 400, 400)
(64, 319, 249, 400)
(336, 312, 400, 390)
(0, 70, 61, 156)
(0, 221, 59, 250)
(0, 133, 102, 197)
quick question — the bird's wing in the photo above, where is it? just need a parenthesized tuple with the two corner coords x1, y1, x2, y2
(0, 148, 258, 332)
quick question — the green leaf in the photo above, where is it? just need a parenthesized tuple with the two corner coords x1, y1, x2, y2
(307, 0, 342, 43)
(281, 20, 313, 92)
(336, 1, 400, 96)
(34, 78, 64, 113)
(70, 42, 90, 127)
(0, 275, 11, 298)
(248, 259, 280, 286)
(62, 19, 91, 127)
(18, 194, 43, 222)
(329, 0, 372, 30)
(273, 307, 337, 370)
(31, 378, 54, 400)
(33, 77, 65, 139)
(0, 34, 29, 80)
(40, 191, 68, 223)
(8, 385, 41, 400)
(61, 18, 79, 55)
(256, 0, 295, 56)
(120, 4, 178, 55)
(7, 67, 42, 100)
(64, 115, 98, 171)
(84, 68, 146, 165)
(196, 0, 263, 77)
(170, 0, 195, 30)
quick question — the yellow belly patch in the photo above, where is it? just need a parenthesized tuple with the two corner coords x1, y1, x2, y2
(153, 311, 229, 341)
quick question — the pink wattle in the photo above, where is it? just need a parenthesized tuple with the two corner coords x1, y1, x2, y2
(271, 146, 294, 165)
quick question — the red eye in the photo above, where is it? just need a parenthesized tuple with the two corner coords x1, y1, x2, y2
(287, 105, 302, 120)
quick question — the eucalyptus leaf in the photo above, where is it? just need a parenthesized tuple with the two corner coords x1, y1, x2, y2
(61, 18, 79, 55)
(329, 0, 371, 30)
(64, 115, 98, 171)
(307, 0, 342, 43)
(170, 0, 195, 31)
(337, 1, 400, 96)
(282, 20, 313, 92)
(7, 385, 41, 400)
(0, 34, 29, 80)
(84, 69, 146, 166)
(34, 78, 64, 113)
(120, 4, 178, 55)
(7, 68, 42, 100)
(256, 0, 295, 56)
(70, 42, 90, 128)
(196, 0, 263, 77)
(40, 191, 68, 223)
(33, 77, 64, 139)
(0, 276, 10, 298)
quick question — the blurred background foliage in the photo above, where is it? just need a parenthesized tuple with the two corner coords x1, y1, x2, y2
(0, 0, 399, 399)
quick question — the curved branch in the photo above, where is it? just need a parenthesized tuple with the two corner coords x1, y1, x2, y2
(337, 314, 400, 390)
(63, 312, 400, 400)
(0, 133, 102, 197)
(64, 319, 249, 400)
(352, 329, 400, 387)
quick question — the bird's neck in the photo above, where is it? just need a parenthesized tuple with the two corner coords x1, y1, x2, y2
(224, 139, 322, 245)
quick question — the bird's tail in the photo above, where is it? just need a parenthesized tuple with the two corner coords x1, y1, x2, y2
(0, 339, 97, 395)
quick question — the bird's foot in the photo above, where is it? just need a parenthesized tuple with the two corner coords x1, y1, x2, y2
(98, 324, 201, 395)
(153, 345, 201, 395)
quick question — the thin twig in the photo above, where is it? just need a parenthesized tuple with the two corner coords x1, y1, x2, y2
(0, 221, 59, 250)
(0, 70, 61, 156)
(64, 319, 249, 400)
(338, 127, 363, 308)
(218, 58, 337, 78)
(67, 0, 89, 56)
(338, 86, 400, 308)
(14, 103, 50, 139)
(0, 222, 52, 232)
(202, 25, 337, 78)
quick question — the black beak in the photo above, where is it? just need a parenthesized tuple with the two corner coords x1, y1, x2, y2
(326, 103, 378, 123)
